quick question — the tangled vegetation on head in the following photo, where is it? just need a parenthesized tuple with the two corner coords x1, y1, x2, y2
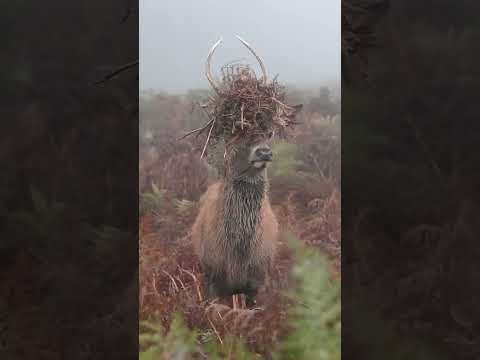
(181, 37, 303, 160)
(205, 63, 302, 145)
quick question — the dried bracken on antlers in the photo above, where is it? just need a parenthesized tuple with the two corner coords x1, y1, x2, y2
(184, 37, 302, 158)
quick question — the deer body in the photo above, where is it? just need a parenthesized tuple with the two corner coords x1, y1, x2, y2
(192, 140, 278, 305)
(191, 36, 288, 306)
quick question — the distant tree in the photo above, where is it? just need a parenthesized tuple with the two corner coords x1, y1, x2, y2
(309, 86, 338, 117)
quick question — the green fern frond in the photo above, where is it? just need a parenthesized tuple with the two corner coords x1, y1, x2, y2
(275, 237, 341, 360)
(174, 199, 195, 214)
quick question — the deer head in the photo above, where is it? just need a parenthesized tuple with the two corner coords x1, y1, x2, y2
(223, 132, 275, 183)
(205, 36, 275, 182)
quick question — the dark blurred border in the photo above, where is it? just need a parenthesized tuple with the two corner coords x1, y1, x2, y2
(0, 1, 139, 358)
(343, 1, 480, 359)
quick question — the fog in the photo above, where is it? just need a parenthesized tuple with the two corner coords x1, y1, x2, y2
(140, 0, 340, 94)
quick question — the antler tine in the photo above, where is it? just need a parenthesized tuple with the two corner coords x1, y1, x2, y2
(235, 35, 268, 84)
(206, 37, 223, 94)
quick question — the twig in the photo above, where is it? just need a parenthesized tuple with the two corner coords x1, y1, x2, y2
(271, 96, 293, 109)
(200, 117, 216, 159)
(177, 118, 214, 141)
(94, 60, 139, 85)
(162, 270, 179, 292)
(174, 275, 186, 290)
(207, 317, 223, 345)
(180, 267, 203, 301)
(152, 276, 158, 294)
(240, 103, 245, 130)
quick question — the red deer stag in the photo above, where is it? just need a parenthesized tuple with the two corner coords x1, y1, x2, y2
(191, 36, 278, 308)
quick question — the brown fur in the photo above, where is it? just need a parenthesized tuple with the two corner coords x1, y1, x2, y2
(191, 141, 278, 304)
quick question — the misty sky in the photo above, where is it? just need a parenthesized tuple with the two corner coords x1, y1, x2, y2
(140, 0, 340, 94)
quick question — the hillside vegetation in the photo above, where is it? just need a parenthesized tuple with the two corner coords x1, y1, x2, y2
(139, 86, 341, 359)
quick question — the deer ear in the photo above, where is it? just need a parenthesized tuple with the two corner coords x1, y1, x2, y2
(292, 104, 303, 114)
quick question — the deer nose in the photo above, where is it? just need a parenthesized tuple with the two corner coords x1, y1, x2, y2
(255, 147, 273, 161)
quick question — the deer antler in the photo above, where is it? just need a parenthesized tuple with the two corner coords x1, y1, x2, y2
(235, 35, 267, 84)
(206, 37, 223, 93)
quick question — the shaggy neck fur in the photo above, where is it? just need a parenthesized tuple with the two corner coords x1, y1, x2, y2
(222, 172, 267, 259)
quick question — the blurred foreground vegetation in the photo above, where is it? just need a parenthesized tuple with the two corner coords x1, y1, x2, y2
(139, 238, 340, 360)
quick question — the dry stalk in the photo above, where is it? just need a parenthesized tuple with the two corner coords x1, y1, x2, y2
(177, 118, 214, 141)
(206, 303, 230, 321)
(162, 270, 179, 292)
(180, 267, 204, 302)
(207, 317, 223, 345)
(200, 117, 216, 159)
(152, 276, 158, 295)
(174, 275, 186, 290)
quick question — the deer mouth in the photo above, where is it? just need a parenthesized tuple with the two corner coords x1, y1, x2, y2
(251, 160, 270, 169)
